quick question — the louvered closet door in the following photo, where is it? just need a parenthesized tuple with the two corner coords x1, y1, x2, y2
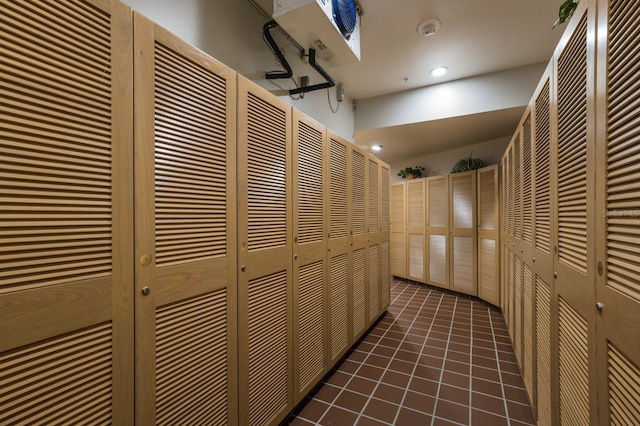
(351, 145, 368, 340)
(380, 163, 391, 310)
(406, 178, 426, 283)
(532, 65, 554, 426)
(552, 4, 597, 424)
(595, 0, 640, 423)
(449, 170, 477, 296)
(477, 165, 499, 306)
(292, 111, 327, 404)
(0, 1, 134, 424)
(133, 15, 237, 426)
(327, 131, 351, 364)
(237, 77, 293, 426)
(426, 176, 449, 288)
(367, 155, 381, 323)
(390, 182, 407, 279)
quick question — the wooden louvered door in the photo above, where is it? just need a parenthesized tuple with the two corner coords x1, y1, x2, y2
(552, 3, 597, 424)
(595, 0, 640, 423)
(292, 111, 327, 404)
(426, 176, 449, 288)
(532, 66, 554, 426)
(449, 170, 477, 296)
(327, 131, 351, 364)
(351, 145, 368, 341)
(406, 178, 426, 283)
(237, 77, 293, 426)
(133, 15, 237, 425)
(0, 1, 134, 424)
(380, 163, 391, 310)
(477, 165, 499, 306)
(390, 182, 407, 279)
(367, 155, 381, 323)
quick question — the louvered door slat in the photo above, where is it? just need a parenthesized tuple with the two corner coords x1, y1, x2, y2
(330, 253, 349, 360)
(522, 115, 533, 244)
(557, 13, 588, 274)
(352, 150, 366, 236)
(522, 263, 534, 398)
(353, 248, 366, 337)
(369, 158, 379, 232)
(297, 261, 325, 393)
(535, 80, 552, 255)
(513, 133, 523, 240)
(536, 277, 552, 426)
(330, 138, 348, 239)
(558, 297, 589, 425)
(0, 2, 134, 425)
(368, 244, 380, 321)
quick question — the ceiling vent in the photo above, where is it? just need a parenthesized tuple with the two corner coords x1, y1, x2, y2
(273, 0, 361, 67)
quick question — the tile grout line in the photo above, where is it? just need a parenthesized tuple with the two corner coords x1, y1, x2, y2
(390, 288, 445, 425)
(429, 293, 459, 426)
(469, 297, 474, 425)
(353, 283, 433, 425)
(313, 280, 420, 425)
(488, 305, 512, 426)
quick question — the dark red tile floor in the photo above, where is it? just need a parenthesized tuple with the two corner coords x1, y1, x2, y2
(284, 279, 535, 425)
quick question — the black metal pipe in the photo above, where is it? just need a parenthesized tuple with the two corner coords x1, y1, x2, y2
(263, 20, 293, 80)
(289, 48, 336, 95)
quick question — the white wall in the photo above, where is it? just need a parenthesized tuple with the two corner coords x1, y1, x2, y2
(121, 0, 355, 141)
(390, 136, 510, 182)
(355, 63, 547, 132)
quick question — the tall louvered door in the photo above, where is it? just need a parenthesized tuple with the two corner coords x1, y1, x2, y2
(0, 1, 134, 424)
(595, 0, 640, 423)
(367, 155, 381, 324)
(552, 3, 597, 424)
(380, 163, 391, 310)
(519, 111, 536, 407)
(237, 77, 293, 426)
(406, 179, 426, 283)
(292, 111, 328, 404)
(351, 145, 368, 342)
(133, 15, 238, 425)
(426, 176, 449, 288)
(477, 165, 499, 306)
(390, 182, 407, 279)
(449, 170, 477, 296)
(327, 131, 352, 364)
(532, 65, 554, 426)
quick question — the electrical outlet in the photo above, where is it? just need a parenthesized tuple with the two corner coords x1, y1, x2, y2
(300, 76, 309, 88)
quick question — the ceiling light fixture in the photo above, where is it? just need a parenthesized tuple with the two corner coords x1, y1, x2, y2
(372, 145, 382, 151)
(430, 66, 448, 77)
(417, 19, 441, 37)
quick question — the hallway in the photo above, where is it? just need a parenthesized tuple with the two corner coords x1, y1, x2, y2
(285, 279, 535, 425)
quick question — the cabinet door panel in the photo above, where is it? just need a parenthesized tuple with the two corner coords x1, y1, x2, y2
(237, 77, 292, 426)
(0, 1, 134, 424)
(449, 171, 477, 296)
(292, 111, 327, 403)
(133, 15, 237, 425)
(426, 176, 449, 288)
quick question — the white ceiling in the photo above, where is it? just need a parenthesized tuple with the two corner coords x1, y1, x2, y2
(251, 0, 565, 164)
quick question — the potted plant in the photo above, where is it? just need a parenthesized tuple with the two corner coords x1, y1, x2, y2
(451, 152, 485, 173)
(398, 166, 425, 180)
(553, 0, 579, 28)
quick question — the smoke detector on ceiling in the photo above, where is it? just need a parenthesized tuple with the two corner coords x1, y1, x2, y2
(417, 19, 441, 37)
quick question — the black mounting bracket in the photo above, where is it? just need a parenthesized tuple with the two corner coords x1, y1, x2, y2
(263, 20, 336, 96)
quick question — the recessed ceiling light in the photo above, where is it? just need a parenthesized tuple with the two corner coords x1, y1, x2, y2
(372, 145, 382, 151)
(430, 66, 448, 77)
